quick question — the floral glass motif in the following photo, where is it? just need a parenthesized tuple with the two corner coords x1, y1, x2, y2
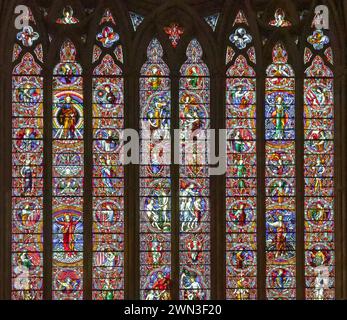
(269, 8, 292, 27)
(17, 26, 39, 47)
(305, 56, 333, 78)
(307, 30, 329, 50)
(164, 23, 184, 48)
(303, 11, 335, 300)
(56, 6, 79, 24)
(227, 55, 255, 77)
(93, 55, 122, 76)
(226, 9, 257, 300)
(13, 51, 42, 75)
(265, 43, 296, 300)
(229, 28, 252, 50)
(52, 40, 84, 300)
(97, 26, 120, 48)
(140, 39, 172, 300)
(179, 39, 210, 300)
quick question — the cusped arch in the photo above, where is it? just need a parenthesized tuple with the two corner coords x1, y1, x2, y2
(299, 0, 343, 71)
(131, 0, 218, 76)
(218, 0, 263, 75)
(85, 0, 131, 72)
(263, 32, 300, 73)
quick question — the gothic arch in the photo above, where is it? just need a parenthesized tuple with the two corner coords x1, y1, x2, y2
(132, 1, 218, 75)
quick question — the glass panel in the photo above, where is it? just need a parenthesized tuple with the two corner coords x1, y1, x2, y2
(139, 39, 172, 300)
(179, 39, 211, 300)
(92, 8, 125, 300)
(52, 40, 84, 300)
(265, 43, 296, 300)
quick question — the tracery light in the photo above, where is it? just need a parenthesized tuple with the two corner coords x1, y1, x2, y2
(204, 13, 220, 32)
(56, 6, 79, 24)
(269, 8, 292, 28)
(164, 23, 184, 48)
(130, 12, 144, 31)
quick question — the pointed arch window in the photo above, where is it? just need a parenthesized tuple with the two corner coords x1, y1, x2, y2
(304, 12, 335, 300)
(225, 10, 257, 300)
(265, 43, 296, 300)
(139, 38, 172, 300)
(179, 39, 211, 300)
(92, 9, 125, 300)
(11, 9, 44, 300)
(52, 40, 84, 300)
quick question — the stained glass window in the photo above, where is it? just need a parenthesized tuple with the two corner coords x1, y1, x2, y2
(268, 8, 292, 28)
(11, 10, 43, 300)
(52, 40, 84, 300)
(179, 39, 210, 300)
(225, 10, 257, 300)
(56, 6, 79, 25)
(139, 39, 171, 300)
(3, 0, 344, 302)
(92, 9, 125, 300)
(265, 43, 296, 300)
(304, 14, 335, 300)
(164, 23, 184, 48)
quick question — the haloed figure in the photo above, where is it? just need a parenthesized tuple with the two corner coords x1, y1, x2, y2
(57, 214, 81, 256)
(268, 214, 287, 258)
(59, 96, 78, 139)
(272, 95, 288, 140)
(57, 6, 79, 25)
